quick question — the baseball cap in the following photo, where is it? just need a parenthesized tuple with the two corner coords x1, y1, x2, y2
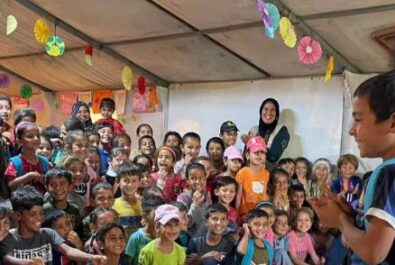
(224, 146, 243, 161)
(220, 121, 239, 133)
(246, 136, 267, 153)
(155, 204, 180, 225)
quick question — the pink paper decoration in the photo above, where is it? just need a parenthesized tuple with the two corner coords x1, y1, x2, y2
(298, 36, 322, 64)
(58, 92, 78, 114)
(131, 89, 149, 113)
(30, 98, 45, 112)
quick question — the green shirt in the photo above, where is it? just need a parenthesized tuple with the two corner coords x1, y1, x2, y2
(138, 240, 185, 265)
(252, 243, 269, 265)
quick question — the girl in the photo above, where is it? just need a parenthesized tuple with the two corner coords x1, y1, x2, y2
(0, 95, 12, 139)
(5, 121, 48, 194)
(151, 146, 185, 202)
(288, 207, 320, 265)
(195, 156, 214, 203)
(308, 158, 332, 198)
(205, 137, 226, 176)
(236, 136, 270, 222)
(256, 201, 276, 247)
(138, 135, 156, 168)
(291, 157, 311, 192)
(11, 108, 37, 154)
(112, 133, 132, 158)
(0, 205, 12, 241)
(71, 101, 93, 131)
(133, 154, 153, 173)
(96, 223, 128, 265)
(36, 135, 53, 160)
(85, 146, 102, 179)
(84, 207, 119, 254)
(136, 123, 153, 138)
(139, 164, 153, 189)
(267, 168, 290, 211)
(213, 176, 239, 225)
(87, 129, 100, 147)
(174, 132, 201, 179)
(272, 210, 293, 265)
(216, 145, 243, 179)
(163, 131, 181, 148)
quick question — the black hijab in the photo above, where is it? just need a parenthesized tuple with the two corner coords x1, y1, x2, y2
(258, 98, 280, 142)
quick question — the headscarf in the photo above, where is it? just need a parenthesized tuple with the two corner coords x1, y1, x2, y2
(258, 98, 280, 143)
(71, 101, 92, 130)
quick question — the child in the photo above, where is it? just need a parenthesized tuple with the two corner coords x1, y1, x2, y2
(213, 176, 239, 225)
(267, 167, 290, 211)
(206, 137, 226, 176)
(103, 147, 129, 198)
(0, 205, 12, 241)
(84, 207, 119, 255)
(311, 70, 395, 264)
(236, 136, 270, 222)
(0, 186, 106, 265)
(112, 133, 132, 158)
(36, 135, 53, 161)
(139, 164, 153, 189)
(288, 184, 309, 219)
(138, 135, 156, 169)
(11, 107, 37, 147)
(43, 167, 82, 234)
(71, 101, 93, 131)
(96, 122, 114, 171)
(85, 146, 102, 178)
(112, 161, 142, 239)
(272, 210, 293, 265)
(290, 157, 311, 192)
(256, 201, 276, 247)
(42, 125, 64, 166)
(87, 129, 100, 147)
(288, 207, 320, 265)
(0, 95, 12, 134)
(174, 132, 201, 179)
(237, 208, 274, 265)
(95, 223, 128, 265)
(187, 204, 236, 265)
(219, 120, 239, 148)
(125, 195, 165, 265)
(151, 146, 185, 202)
(139, 204, 185, 265)
(43, 209, 84, 265)
(216, 145, 243, 179)
(5, 121, 49, 194)
(308, 158, 332, 198)
(331, 154, 363, 203)
(171, 201, 191, 248)
(95, 98, 126, 136)
(163, 131, 182, 148)
(277, 158, 295, 180)
(133, 154, 153, 173)
(136, 123, 153, 138)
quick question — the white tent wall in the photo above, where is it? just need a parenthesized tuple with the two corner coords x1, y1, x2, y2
(167, 76, 344, 163)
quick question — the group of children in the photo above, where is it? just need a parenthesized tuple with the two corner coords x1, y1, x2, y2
(0, 67, 394, 265)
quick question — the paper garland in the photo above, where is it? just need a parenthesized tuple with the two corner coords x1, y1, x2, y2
(20, 84, 33, 99)
(279, 17, 297, 48)
(122, 66, 133, 91)
(85, 45, 93, 66)
(298, 36, 322, 64)
(6, 15, 17, 35)
(45, 36, 65, 57)
(34, 18, 50, 44)
(324, 56, 334, 83)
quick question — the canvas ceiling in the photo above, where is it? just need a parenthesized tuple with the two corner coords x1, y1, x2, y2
(0, 0, 394, 96)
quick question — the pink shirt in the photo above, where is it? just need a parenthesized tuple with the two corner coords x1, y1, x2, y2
(264, 227, 275, 247)
(151, 172, 186, 203)
(288, 230, 317, 262)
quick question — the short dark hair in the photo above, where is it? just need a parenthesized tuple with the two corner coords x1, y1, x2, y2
(109, 147, 128, 160)
(116, 161, 143, 180)
(288, 184, 306, 198)
(163, 131, 182, 145)
(42, 125, 62, 139)
(337, 154, 359, 170)
(136, 123, 153, 137)
(133, 154, 153, 170)
(11, 186, 43, 212)
(247, 208, 269, 222)
(354, 70, 395, 122)
(64, 118, 84, 132)
(112, 133, 131, 147)
(141, 195, 165, 214)
(205, 203, 228, 219)
(182, 132, 200, 145)
(91, 182, 113, 199)
(45, 167, 72, 186)
(0, 205, 12, 220)
(96, 222, 125, 243)
(90, 206, 118, 224)
(96, 122, 114, 131)
(205, 137, 225, 153)
(13, 107, 36, 126)
(42, 209, 67, 228)
(212, 176, 238, 204)
(100, 98, 115, 111)
(278, 158, 295, 167)
(185, 162, 205, 179)
(138, 135, 156, 150)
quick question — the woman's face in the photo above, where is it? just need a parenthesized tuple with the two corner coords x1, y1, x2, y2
(76, 105, 90, 122)
(261, 101, 277, 124)
(0, 100, 11, 123)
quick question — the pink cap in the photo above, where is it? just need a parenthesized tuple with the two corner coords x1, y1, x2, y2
(155, 204, 180, 225)
(224, 146, 243, 161)
(247, 136, 267, 153)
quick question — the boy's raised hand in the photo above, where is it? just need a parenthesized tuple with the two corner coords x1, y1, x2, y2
(242, 223, 250, 236)
(90, 255, 107, 265)
(67, 230, 83, 250)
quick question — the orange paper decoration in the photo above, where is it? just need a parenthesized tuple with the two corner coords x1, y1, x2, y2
(58, 92, 78, 114)
(92, 89, 113, 113)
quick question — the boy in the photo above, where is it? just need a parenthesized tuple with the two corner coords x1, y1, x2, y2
(174, 132, 201, 179)
(102, 147, 129, 198)
(0, 185, 106, 265)
(95, 97, 126, 136)
(95, 122, 114, 172)
(112, 161, 142, 240)
(237, 208, 274, 265)
(219, 120, 239, 148)
(138, 204, 185, 265)
(187, 204, 237, 265)
(311, 70, 395, 264)
(125, 195, 164, 265)
(277, 158, 295, 179)
(43, 167, 82, 235)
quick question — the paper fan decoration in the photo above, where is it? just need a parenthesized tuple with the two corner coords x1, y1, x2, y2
(122, 66, 133, 91)
(0, 74, 10, 88)
(20, 84, 33, 99)
(266, 3, 280, 38)
(34, 18, 50, 44)
(85, 45, 93, 66)
(45, 36, 65, 57)
(6, 15, 17, 35)
(256, 0, 273, 39)
(298, 36, 322, 64)
(324, 56, 334, 83)
(137, 76, 146, 95)
(279, 17, 297, 48)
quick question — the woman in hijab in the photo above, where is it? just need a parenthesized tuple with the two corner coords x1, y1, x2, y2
(71, 101, 93, 131)
(242, 98, 290, 168)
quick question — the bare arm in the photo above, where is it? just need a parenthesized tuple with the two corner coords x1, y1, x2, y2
(237, 223, 250, 255)
(8, 172, 41, 190)
(288, 252, 309, 265)
(58, 243, 106, 264)
(235, 183, 242, 212)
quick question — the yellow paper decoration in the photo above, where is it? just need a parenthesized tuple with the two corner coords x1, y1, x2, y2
(324, 56, 334, 83)
(279, 17, 297, 48)
(6, 15, 17, 35)
(122, 66, 133, 91)
(34, 18, 51, 44)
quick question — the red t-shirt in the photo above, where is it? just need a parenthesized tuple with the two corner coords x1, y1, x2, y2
(95, 118, 126, 136)
(5, 155, 46, 194)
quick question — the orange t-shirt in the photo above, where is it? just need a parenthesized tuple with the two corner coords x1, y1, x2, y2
(236, 167, 270, 219)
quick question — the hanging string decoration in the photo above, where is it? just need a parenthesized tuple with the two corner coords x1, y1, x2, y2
(85, 45, 93, 66)
(45, 35, 65, 57)
(297, 36, 322, 64)
(324, 56, 334, 83)
(256, 0, 273, 39)
(122, 66, 133, 91)
(279, 17, 297, 48)
(34, 18, 51, 44)
(137, 76, 146, 95)
(6, 15, 17, 35)
(0, 74, 10, 88)
(20, 84, 33, 99)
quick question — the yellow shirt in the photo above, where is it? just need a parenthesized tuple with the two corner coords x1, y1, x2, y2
(112, 197, 142, 239)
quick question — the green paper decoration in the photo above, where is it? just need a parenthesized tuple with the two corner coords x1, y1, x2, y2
(45, 36, 65, 57)
(20, 84, 33, 99)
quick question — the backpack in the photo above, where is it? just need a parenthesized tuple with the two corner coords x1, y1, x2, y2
(9, 155, 49, 177)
